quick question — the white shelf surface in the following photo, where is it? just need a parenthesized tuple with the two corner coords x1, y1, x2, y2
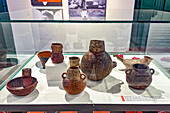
(0, 55, 170, 105)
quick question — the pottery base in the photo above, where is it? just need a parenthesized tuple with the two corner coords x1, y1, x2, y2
(66, 91, 84, 97)
(46, 58, 67, 81)
(129, 85, 148, 90)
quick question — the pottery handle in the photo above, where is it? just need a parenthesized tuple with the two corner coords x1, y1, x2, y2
(80, 73, 86, 80)
(112, 61, 117, 68)
(113, 54, 123, 62)
(150, 68, 155, 75)
(125, 69, 132, 74)
(62, 72, 67, 79)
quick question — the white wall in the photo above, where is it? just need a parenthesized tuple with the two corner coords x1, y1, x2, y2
(6, 0, 35, 54)
(31, 23, 132, 53)
(106, 0, 135, 20)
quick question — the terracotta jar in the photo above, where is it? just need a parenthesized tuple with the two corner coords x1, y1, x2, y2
(51, 43, 64, 64)
(62, 67, 86, 95)
(125, 64, 155, 90)
(80, 40, 117, 81)
(69, 56, 80, 67)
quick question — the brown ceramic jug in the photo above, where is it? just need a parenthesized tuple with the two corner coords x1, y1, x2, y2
(80, 40, 117, 81)
(125, 64, 155, 90)
(51, 43, 64, 64)
(62, 67, 86, 95)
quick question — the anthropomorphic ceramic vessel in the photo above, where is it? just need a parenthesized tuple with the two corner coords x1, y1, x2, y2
(80, 40, 117, 81)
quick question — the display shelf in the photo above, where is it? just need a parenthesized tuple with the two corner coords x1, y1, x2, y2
(0, 54, 170, 111)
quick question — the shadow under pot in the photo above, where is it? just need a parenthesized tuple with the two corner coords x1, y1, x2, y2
(80, 40, 117, 81)
(62, 67, 86, 95)
(51, 43, 64, 64)
(37, 51, 52, 69)
(125, 64, 155, 90)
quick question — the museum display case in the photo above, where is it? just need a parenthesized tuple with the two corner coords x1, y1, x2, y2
(0, 20, 169, 112)
(0, 9, 170, 113)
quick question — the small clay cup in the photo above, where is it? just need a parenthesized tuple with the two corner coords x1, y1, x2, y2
(22, 68, 31, 77)
(37, 51, 52, 69)
(69, 57, 80, 67)
(51, 43, 63, 53)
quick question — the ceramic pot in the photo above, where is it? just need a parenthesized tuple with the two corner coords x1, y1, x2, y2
(6, 76, 38, 96)
(114, 54, 153, 69)
(22, 68, 31, 77)
(125, 64, 155, 90)
(62, 67, 86, 95)
(37, 51, 52, 68)
(51, 43, 64, 64)
(80, 40, 117, 81)
(69, 56, 80, 67)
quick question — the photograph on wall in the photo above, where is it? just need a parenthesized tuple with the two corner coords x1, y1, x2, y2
(31, 0, 62, 6)
(68, 0, 106, 20)
(31, 0, 63, 20)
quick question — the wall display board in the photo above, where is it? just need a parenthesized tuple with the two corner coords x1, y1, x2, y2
(31, 0, 63, 20)
(31, 0, 62, 7)
(68, 0, 106, 20)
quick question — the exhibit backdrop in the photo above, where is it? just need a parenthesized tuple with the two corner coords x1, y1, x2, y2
(6, 0, 135, 54)
(68, 0, 106, 20)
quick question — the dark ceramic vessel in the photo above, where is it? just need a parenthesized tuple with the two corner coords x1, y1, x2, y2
(125, 64, 155, 90)
(6, 76, 38, 96)
(37, 51, 52, 68)
(51, 43, 64, 64)
(80, 40, 117, 81)
(62, 67, 86, 95)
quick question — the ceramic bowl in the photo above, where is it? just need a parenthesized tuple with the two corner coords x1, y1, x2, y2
(37, 51, 52, 69)
(6, 76, 38, 96)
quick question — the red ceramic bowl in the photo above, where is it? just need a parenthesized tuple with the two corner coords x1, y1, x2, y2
(6, 76, 38, 96)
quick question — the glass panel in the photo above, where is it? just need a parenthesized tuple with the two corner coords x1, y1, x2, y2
(146, 23, 170, 78)
(0, 21, 169, 90)
(0, 22, 36, 89)
(31, 23, 133, 53)
(0, 21, 169, 108)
